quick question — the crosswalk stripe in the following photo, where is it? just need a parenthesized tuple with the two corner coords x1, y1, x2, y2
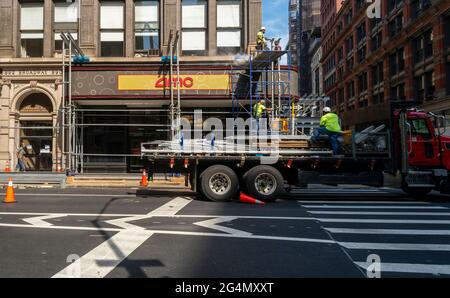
(325, 228, 450, 235)
(355, 262, 450, 275)
(309, 211, 450, 216)
(298, 201, 429, 204)
(339, 242, 450, 251)
(316, 218, 450, 224)
(302, 205, 444, 209)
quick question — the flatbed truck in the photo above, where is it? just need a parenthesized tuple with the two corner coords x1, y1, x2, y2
(141, 102, 450, 202)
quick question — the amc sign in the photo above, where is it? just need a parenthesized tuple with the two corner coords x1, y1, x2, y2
(118, 74, 230, 91)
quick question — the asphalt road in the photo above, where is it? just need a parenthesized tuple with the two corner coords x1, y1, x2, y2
(1, 186, 450, 278)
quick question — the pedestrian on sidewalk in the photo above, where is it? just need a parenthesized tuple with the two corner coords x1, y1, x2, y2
(16, 142, 26, 172)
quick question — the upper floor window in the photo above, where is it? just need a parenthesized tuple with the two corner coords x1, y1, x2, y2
(217, 0, 242, 55)
(389, 47, 405, 76)
(100, 1, 124, 57)
(54, 0, 78, 52)
(182, 0, 207, 55)
(20, 3, 44, 57)
(413, 29, 433, 64)
(410, 0, 431, 20)
(388, 13, 403, 38)
(346, 35, 354, 53)
(388, 0, 403, 11)
(414, 71, 435, 101)
(357, 46, 366, 63)
(358, 72, 368, 92)
(135, 1, 159, 56)
(371, 31, 382, 52)
(371, 62, 384, 85)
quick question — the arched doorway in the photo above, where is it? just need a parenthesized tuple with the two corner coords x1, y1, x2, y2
(18, 93, 55, 172)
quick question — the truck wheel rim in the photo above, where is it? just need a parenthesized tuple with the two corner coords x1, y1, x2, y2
(209, 173, 231, 195)
(255, 173, 277, 196)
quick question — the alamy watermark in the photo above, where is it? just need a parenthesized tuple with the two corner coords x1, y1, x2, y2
(366, 254, 381, 278)
(366, 0, 381, 19)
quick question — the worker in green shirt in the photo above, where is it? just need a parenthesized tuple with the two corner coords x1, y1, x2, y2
(311, 107, 342, 155)
(253, 99, 267, 133)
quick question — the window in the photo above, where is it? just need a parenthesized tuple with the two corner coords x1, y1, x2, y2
(370, 16, 381, 31)
(371, 31, 382, 52)
(346, 56, 354, 72)
(356, 0, 365, 11)
(373, 92, 384, 104)
(347, 80, 355, 99)
(389, 47, 404, 76)
(346, 36, 353, 53)
(413, 29, 433, 64)
(372, 62, 384, 85)
(20, 3, 44, 57)
(182, 0, 207, 55)
(357, 46, 366, 63)
(391, 83, 405, 100)
(54, 0, 78, 52)
(135, 1, 159, 55)
(409, 119, 431, 137)
(337, 47, 343, 62)
(358, 72, 368, 92)
(445, 16, 450, 50)
(217, 0, 242, 55)
(388, 0, 403, 11)
(414, 71, 435, 101)
(356, 22, 366, 43)
(100, 1, 124, 57)
(388, 13, 403, 38)
(345, 9, 353, 26)
(411, 0, 431, 20)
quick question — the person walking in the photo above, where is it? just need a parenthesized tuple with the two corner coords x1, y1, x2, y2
(16, 142, 27, 172)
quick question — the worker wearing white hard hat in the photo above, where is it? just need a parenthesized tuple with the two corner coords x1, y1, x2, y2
(311, 107, 342, 155)
(256, 27, 267, 50)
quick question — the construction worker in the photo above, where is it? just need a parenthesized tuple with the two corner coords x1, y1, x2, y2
(274, 39, 282, 51)
(311, 107, 342, 155)
(253, 99, 267, 132)
(256, 27, 267, 51)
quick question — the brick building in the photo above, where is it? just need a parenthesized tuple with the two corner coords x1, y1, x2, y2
(321, 0, 450, 129)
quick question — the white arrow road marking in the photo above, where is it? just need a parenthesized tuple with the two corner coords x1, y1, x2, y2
(194, 217, 252, 236)
(355, 262, 450, 275)
(22, 214, 65, 227)
(53, 197, 192, 278)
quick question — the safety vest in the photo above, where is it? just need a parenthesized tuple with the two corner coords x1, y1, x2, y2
(257, 31, 266, 47)
(320, 113, 342, 133)
(253, 103, 266, 118)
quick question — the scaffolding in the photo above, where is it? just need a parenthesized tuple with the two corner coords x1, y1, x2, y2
(231, 50, 295, 134)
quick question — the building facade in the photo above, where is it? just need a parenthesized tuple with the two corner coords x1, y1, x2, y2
(289, 0, 321, 95)
(311, 45, 323, 95)
(0, 0, 298, 173)
(321, 0, 450, 130)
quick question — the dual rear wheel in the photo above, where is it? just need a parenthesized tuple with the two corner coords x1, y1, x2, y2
(199, 165, 284, 203)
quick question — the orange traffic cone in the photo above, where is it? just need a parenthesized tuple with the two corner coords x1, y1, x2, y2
(239, 192, 265, 205)
(3, 178, 16, 203)
(4, 161, 11, 172)
(140, 169, 149, 187)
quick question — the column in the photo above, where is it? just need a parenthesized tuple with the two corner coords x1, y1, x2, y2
(0, 0, 17, 57)
(247, 0, 261, 51)
(125, 0, 134, 57)
(163, 0, 179, 55)
(43, 0, 54, 57)
(79, 0, 99, 56)
(208, 0, 217, 56)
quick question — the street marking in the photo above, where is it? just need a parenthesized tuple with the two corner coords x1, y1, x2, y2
(309, 211, 450, 216)
(316, 218, 450, 224)
(325, 228, 450, 235)
(355, 262, 450, 275)
(298, 201, 429, 204)
(53, 197, 192, 278)
(22, 214, 65, 227)
(339, 242, 450, 251)
(0, 222, 334, 244)
(53, 230, 154, 278)
(302, 205, 445, 209)
(194, 217, 252, 236)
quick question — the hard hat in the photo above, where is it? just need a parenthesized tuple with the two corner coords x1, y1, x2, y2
(261, 27, 266, 31)
(323, 107, 331, 113)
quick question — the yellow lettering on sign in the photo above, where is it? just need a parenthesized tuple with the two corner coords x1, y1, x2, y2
(118, 74, 231, 91)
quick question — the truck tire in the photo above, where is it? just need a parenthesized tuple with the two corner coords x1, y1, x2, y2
(401, 185, 433, 197)
(244, 165, 284, 202)
(199, 165, 239, 202)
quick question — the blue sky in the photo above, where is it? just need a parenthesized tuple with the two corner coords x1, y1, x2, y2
(262, 0, 289, 50)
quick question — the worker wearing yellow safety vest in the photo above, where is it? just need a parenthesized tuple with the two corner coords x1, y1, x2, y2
(256, 27, 267, 50)
(311, 107, 342, 155)
(253, 99, 267, 132)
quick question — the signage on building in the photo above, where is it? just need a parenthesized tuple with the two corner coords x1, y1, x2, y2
(1, 69, 62, 77)
(118, 74, 230, 91)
